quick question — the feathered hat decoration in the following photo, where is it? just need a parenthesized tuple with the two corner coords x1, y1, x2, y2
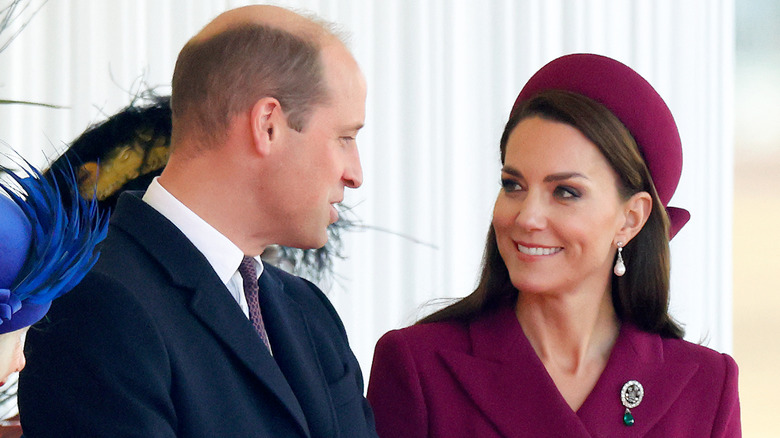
(0, 155, 108, 333)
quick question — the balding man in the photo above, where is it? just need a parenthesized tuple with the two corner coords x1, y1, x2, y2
(19, 6, 377, 437)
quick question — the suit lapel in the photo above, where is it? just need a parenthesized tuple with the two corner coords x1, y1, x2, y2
(187, 275, 310, 436)
(257, 268, 337, 438)
(577, 324, 698, 437)
(438, 306, 593, 437)
(110, 193, 311, 437)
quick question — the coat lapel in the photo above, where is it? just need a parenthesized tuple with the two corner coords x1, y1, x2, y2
(438, 306, 593, 437)
(576, 324, 698, 437)
(437, 305, 699, 438)
(110, 193, 311, 437)
(257, 267, 338, 438)
(187, 274, 310, 437)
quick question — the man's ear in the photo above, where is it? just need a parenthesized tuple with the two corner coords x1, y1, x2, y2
(616, 191, 652, 245)
(250, 97, 284, 157)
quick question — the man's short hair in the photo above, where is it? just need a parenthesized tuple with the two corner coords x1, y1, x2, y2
(171, 23, 329, 147)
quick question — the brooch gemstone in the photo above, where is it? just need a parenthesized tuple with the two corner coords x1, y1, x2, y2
(623, 409, 635, 426)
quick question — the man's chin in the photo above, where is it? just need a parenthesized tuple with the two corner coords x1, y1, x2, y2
(294, 234, 329, 251)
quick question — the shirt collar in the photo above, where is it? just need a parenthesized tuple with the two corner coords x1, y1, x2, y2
(142, 177, 264, 284)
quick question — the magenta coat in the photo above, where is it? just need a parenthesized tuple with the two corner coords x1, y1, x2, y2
(367, 305, 740, 437)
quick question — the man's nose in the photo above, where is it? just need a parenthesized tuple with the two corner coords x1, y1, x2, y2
(343, 148, 363, 189)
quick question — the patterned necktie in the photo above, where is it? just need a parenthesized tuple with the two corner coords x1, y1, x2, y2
(238, 256, 272, 352)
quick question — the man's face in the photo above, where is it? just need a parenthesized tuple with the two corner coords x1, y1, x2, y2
(271, 43, 366, 249)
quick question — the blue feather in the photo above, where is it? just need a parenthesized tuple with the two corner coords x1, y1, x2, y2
(1, 155, 108, 304)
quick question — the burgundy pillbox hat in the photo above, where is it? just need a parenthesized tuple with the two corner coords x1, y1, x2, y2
(512, 53, 690, 239)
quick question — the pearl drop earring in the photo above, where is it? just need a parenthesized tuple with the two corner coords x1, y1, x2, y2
(614, 242, 626, 277)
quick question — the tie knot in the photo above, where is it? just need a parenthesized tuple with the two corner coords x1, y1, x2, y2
(238, 256, 257, 282)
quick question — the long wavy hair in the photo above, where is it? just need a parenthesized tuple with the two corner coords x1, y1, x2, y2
(420, 90, 684, 339)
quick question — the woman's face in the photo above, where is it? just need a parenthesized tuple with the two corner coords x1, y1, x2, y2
(493, 116, 627, 296)
(0, 327, 28, 386)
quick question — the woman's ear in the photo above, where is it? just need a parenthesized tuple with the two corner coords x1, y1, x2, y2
(617, 191, 652, 245)
(250, 97, 283, 157)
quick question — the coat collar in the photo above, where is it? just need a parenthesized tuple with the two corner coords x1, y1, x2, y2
(438, 305, 698, 437)
(576, 323, 698, 437)
(110, 192, 313, 437)
(109, 192, 217, 290)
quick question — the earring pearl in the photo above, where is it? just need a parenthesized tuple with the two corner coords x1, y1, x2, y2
(614, 242, 626, 277)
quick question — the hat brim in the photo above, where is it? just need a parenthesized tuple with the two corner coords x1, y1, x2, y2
(0, 301, 51, 334)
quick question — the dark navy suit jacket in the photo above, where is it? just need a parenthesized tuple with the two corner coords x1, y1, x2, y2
(368, 305, 740, 437)
(19, 192, 377, 438)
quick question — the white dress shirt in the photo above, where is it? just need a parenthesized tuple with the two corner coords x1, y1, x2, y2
(142, 177, 262, 319)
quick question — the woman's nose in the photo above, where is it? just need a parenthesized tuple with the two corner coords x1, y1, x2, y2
(13, 342, 26, 373)
(514, 193, 547, 231)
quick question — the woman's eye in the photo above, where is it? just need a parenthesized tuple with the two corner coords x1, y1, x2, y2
(555, 186, 580, 199)
(500, 179, 522, 193)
